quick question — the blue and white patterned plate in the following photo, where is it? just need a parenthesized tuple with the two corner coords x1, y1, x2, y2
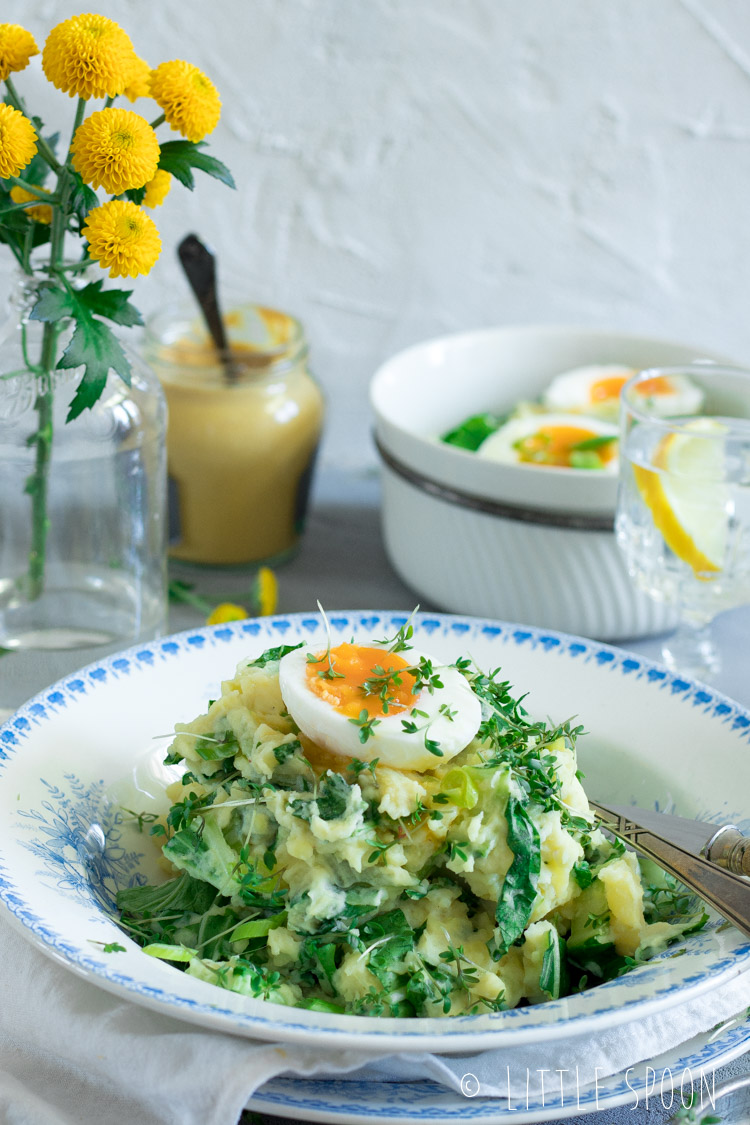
(248, 1015, 750, 1123)
(1, 611, 749, 1057)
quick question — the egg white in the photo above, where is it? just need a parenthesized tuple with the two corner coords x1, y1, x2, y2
(542, 364, 705, 419)
(543, 365, 636, 417)
(477, 412, 619, 472)
(631, 373, 705, 417)
(278, 643, 482, 772)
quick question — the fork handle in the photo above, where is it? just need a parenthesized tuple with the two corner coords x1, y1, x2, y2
(707, 827, 750, 877)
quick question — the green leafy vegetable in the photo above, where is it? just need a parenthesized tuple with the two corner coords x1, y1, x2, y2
(439, 767, 479, 809)
(360, 910, 414, 986)
(192, 729, 240, 762)
(247, 642, 305, 668)
(572, 860, 594, 889)
(315, 772, 351, 821)
(299, 997, 346, 1013)
(231, 912, 287, 941)
(539, 929, 569, 999)
(273, 739, 301, 765)
(569, 450, 604, 470)
(441, 412, 506, 451)
(493, 796, 541, 957)
(569, 434, 617, 452)
(143, 942, 197, 961)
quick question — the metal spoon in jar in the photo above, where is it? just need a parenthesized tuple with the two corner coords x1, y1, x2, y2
(177, 233, 241, 385)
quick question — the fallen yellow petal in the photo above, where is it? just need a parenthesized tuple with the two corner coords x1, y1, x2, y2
(206, 602, 247, 625)
(255, 567, 278, 617)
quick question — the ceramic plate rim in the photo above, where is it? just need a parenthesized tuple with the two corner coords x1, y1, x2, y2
(246, 1015, 750, 1124)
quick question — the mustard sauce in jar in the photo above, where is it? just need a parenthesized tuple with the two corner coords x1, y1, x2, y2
(144, 304, 324, 565)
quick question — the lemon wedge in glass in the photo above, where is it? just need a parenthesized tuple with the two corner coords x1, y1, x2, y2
(632, 417, 729, 578)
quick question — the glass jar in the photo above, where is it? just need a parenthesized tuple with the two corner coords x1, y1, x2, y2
(0, 274, 168, 658)
(143, 302, 324, 566)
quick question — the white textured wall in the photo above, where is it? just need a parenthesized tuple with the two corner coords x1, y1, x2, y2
(5, 0, 750, 471)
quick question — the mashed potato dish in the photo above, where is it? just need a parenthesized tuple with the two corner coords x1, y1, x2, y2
(117, 624, 706, 1017)
(441, 364, 705, 470)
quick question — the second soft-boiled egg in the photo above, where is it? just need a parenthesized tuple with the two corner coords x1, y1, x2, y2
(477, 412, 619, 471)
(542, 364, 704, 420)
(278, 641, 481, 772)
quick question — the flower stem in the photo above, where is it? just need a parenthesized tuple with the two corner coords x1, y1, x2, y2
(26, 331, 55, 599)
(66, 98, 87, 160)
(4, 78, 62, 173)
(24, 169, 71, 600)
(168, 581, 213, 616)
(6, 176, 59, 202)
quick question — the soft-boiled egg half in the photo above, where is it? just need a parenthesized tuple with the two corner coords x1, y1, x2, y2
(278, 641, 481, 772)
(542, 364, 704, 420)
(477, 412, 619, 471)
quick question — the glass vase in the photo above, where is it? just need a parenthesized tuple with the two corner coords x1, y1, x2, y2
(0, 275, 168, 690)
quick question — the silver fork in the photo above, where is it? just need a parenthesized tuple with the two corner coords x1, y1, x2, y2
(589, 800, 750, 940)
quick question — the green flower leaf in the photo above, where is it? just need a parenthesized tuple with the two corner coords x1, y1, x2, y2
(123, 186, 147, 205)
(30, 279, 141, 330)
(29, 285, 76, 323)
(57, 316, 132, 422)
(68, 170, 100, 225)
(157, 140, 236, 191)
(30, 281, 142, 418)
(75, 280, 143, 327)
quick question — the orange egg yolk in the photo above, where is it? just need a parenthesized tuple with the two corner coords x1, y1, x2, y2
(589, 373, 673, 404)
(635, 374, 674, 397)
(515, 425, 616, 467)
(305, 643, 419, 718)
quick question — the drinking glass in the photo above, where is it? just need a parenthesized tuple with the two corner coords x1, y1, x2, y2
(615, 364, 750, 680)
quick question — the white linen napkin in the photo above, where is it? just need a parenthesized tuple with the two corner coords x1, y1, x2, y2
(1, 912, 749, 1125)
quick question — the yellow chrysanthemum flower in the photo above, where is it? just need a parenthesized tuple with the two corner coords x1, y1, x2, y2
(0, 102, 37, 179)
(0, 24, 39, 82)
(83, 200, 161, 279)
(150, 60, 221, 143)
(71, 108, 160, 195)
(10, 183, 52, 224)
(206, 602, 247, 626)
(255, 567, 278, 617)
(122, 55, 152, 103)
(42, 13, 138, 100)
(142, 168, 171, 208)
